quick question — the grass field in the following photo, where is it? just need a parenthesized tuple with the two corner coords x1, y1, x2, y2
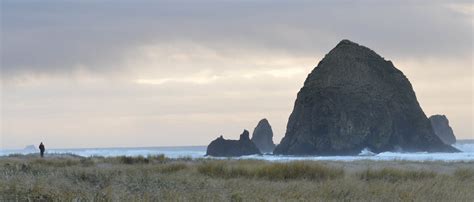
(1, 154, 473, 201)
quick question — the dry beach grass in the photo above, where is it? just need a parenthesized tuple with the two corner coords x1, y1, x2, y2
(0, 154, 473, 201)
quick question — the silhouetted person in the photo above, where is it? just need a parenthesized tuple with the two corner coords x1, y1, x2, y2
(39, 142, 45, 158)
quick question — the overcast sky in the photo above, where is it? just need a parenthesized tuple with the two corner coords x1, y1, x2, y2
(1, 0, 473, 149)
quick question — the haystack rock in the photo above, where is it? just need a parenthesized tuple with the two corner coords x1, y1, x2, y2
(206, 130, 261, 157)
(251, 119, 276, 153)
(273, 40, 458, 155)
(429, 115, 456, 145)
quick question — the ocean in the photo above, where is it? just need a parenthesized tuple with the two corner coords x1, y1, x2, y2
(2, 140, 473, 162)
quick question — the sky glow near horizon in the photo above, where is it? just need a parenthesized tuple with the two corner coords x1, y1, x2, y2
(1, 0, 473, 149)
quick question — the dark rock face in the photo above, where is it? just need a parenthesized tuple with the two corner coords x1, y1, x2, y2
(274, 40, 458, 155)
(429, 115, 456, 145)
(251, 119, 276, 153)
(206, 130, 261, 157)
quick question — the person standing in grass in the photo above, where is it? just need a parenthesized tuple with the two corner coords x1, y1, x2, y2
(39, 142, 45, 158)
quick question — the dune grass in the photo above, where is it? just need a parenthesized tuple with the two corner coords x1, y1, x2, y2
(197, 161, 344, 180)
(357, 168, 437, 182)
(453, 168, 474, 181)
(0, 155, 473, 201)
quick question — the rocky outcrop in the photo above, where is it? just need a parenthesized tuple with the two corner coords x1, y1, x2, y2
(429, 115, 456, 145)
(274, 39, 458, 155)
(251, 119, 276, 153)
(206, 130, 261, 157)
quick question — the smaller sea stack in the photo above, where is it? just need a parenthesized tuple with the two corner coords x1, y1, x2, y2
(206, 130, 261, 157)
(429, 115, 456, 145)
(251, 119, 276, 153)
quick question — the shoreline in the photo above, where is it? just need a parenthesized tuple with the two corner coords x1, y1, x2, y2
(2, 150, 474, 163)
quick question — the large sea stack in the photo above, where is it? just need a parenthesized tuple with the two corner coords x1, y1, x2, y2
(429, 115, 456, 145)
(206, 130, 261, 157)
(251, 119, 276, 153)
(273, 40, 458, 155)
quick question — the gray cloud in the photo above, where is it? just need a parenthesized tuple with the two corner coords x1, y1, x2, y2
(2, 0, 472, 77)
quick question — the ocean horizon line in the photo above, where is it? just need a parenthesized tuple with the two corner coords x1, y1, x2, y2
(1, 145, 208, 151)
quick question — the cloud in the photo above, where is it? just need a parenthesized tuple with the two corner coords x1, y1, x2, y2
(1, 0, 472, 78)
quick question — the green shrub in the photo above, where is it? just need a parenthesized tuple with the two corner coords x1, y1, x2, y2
(118, 156, 149, 164)
(255, 162, 344, 180)
(197, 162, 227, 177)
(197, 161, 344, 180)
(230, 193, 243, 202)
(149, 154, 167, 163)
(358, 168, 436, 182)
(160, 163, 188, 173)
(79, 158, 94, 167)
(176, 156, 193, 161)
(28, 158, 85, 168)
(453, 168, 474, 181)
(197, 161, 252, 178)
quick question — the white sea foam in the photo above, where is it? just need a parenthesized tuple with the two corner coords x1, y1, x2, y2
(358, 148, 376, 156)
(453, 142, 474, 152)
(1, 143, 473, 162)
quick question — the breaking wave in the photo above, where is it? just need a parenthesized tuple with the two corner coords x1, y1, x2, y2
(2, 141, 473, 162)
